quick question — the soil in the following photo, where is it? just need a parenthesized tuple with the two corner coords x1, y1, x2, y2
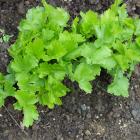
(0, 0, 140, 140)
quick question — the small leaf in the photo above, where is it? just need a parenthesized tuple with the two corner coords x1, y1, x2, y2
(15, 91, 38, 127)
(108, 75, 129, 97)
(74, 63, 101, 93)
(26, 38, 46, 60)
(23, 105, 39, 127)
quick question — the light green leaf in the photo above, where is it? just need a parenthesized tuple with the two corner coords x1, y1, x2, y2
(38, 62, 66, 80)
(26, 38, 46, 60)
(47, 40, 67, 60)
(134, 18, 140, 36)
(81, 44, 112, 65)
(45, 3, 69, 28)
(11, 54, 38, 73)
(108, 75, 129, 97)
(15, 91, 38, 106)
(80, 10, 99, 37)
(15, 91, 39, 127)
(73, 63, 101, 93)
(114, 54, 129, 71)
(19, 7, 45, 32)
(72, 17, 79, 32)
(59, 31, 85, 52)
(23, 105, 39, 127)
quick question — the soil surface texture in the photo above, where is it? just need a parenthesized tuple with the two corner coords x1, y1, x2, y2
(0, 0, 140, 140)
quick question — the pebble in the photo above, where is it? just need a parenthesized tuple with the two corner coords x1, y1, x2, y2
(86, 112, 92, 119)
(25, 1, 30, 5)
(81, 104, 87, 111)
(57, 134, 63, 140)
(131, 102, 140, 121)
(85, 130, 91, 136)
(17, 1, 25, 15)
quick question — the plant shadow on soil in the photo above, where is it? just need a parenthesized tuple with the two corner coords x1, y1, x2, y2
(1, 0, 140, 140)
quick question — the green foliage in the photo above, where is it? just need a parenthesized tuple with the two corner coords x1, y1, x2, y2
(0, 29, 11, 43)
(0, 0, 140, 127)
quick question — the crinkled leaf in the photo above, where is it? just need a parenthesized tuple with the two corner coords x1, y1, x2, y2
(47, 40, 67, 60)
(38, 62, 66, 80)
(81, 44, 112, 65)
(11, 55, 38, 73)
(23, 105, 39, 127)
(44, 3, 69, 28)
(80, 10, 99, 37)
(73, 63, 101, 93)
(108, 75, 129, 97)
(15, 91, 38, 127)
(19, 7, 45, 32)
(26, 38, 46, 60)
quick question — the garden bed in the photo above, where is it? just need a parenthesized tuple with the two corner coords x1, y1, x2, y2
(0, 0, 140, 139)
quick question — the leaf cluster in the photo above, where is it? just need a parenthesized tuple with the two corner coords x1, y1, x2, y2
(1, 0, 140, 127)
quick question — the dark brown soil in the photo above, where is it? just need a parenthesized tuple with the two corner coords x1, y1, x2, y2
(0, 0, 140, 140)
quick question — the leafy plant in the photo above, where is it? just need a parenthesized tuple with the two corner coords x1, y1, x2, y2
(0, 0, 140, 127)
(0, 29, 11, 43)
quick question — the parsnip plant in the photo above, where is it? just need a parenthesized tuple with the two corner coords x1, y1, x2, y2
(0, 0, 140, 127)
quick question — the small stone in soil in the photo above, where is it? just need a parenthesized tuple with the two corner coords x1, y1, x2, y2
(17, 1, 25, 15)
(85, 130, 91, 136)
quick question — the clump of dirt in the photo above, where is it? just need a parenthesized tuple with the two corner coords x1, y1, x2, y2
(0, 0, 140, 140)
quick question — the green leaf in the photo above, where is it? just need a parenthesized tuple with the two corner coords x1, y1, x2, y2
(38, 78, 69, 108)
(2, 34, 11, 43)
(108, 75, 129, 97)
(80, 10, 99, 37)
(64, 46, 82, 60)
(41, 29, 54, 41)
(19, 7, 45, 32)
(47, 40, 67, 60)
(23, 105, 39, 127)
(25, 38, 46, 60)
(15, 72, 44, 92)
(11, 54, 38, 73)
(72, 17, 79, 32)
(134, 18, 140, 36)
(38, 62, 66, 80)
(59, 31, 85, 52)
(0, 74, 15, 107)
(44, 3, 69, 28)
(0, 86, 5, 107)
(15, 91, 38, 106)
(114, 54, 129, 70)
(111, 0, 123, 14)
(0, 73, 4, 83)
(136, 36, 140, 47)
(100, 57, 116, 70)
(73, 63, 101, 93)
(38, 92, 49, 106)
(81, 44, 112, 65)
(14, 102, 22, 111)
(15, 91, 38, 127)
